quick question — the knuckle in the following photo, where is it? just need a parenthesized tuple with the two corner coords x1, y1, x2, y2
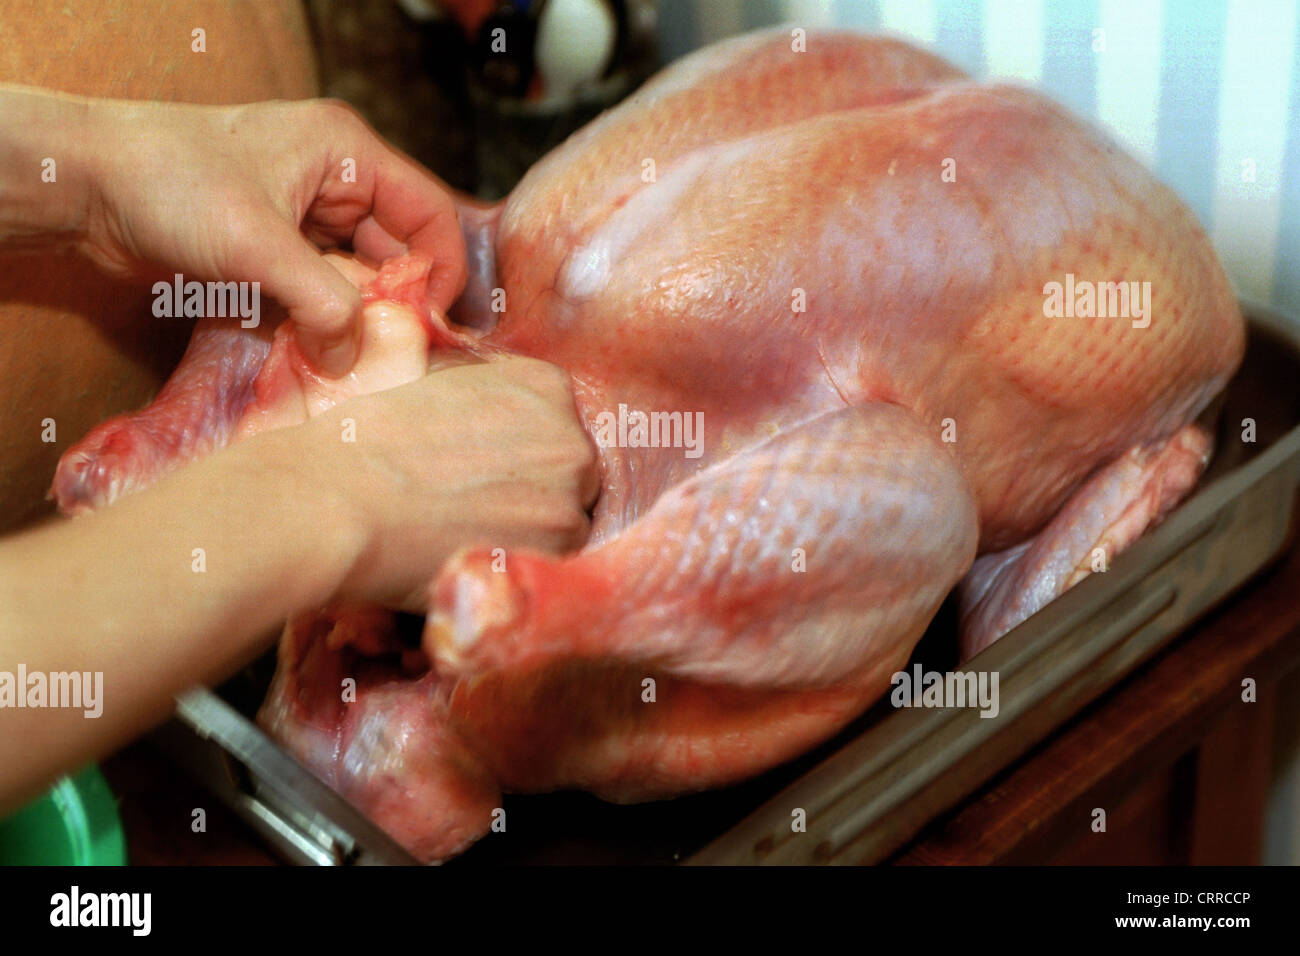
(538, 362, 573, 394)
(308, 97, 365, 132)
(511, 355, 572, 395)
(540, 486, 586, 525)
(557, 506, 591, 549)
(541, 423, 595, 472)
(571, 431, 598, 470)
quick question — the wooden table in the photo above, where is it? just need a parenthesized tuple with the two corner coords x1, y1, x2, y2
(103, 533, 1300, 866)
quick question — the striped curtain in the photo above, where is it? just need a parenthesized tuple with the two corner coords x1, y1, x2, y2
(656, 0, 1300, 320)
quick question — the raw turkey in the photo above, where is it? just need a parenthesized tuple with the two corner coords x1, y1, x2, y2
(54, 29, 1244, 862)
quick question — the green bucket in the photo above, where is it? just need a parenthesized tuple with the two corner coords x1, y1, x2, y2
(0, 766, 126, 865)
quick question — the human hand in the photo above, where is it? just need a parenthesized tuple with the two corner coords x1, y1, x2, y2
(285, 353, 599, 612)
(78, 97, 466, 375)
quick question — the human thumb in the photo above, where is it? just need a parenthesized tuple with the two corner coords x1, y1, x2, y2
(253, 228, 363, 377)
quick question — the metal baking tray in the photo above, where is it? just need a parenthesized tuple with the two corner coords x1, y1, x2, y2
(148, 303, 1300, 866)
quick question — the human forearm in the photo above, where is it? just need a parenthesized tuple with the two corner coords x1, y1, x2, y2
(0, 84, 92, 247)
(0, 428, 363, 812)
(0, 356, 595, 812)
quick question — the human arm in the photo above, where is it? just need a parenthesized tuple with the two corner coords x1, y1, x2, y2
(0, 355, 597, 813)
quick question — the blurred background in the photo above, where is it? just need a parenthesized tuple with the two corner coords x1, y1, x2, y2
(306, 0, 1298, 864)
(304, 0, 660, 198)
(309, 0, 1298, 316)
